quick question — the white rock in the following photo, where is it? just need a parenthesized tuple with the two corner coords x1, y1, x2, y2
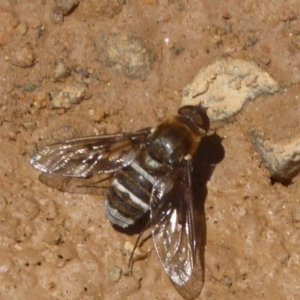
(181, 58, 281, 121)
(250, 130, 300, 182)
(52, 82, 87, 109)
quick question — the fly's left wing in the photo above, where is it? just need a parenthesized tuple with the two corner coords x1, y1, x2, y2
(37, 172, 113, 195)
(150, 159, 204, 300)
(30, 128, 152, 178)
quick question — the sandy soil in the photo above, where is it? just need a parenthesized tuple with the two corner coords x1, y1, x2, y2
(0, 1, 300, 299)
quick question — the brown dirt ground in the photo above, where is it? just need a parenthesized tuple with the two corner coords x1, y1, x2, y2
(0, 1, 300, 299)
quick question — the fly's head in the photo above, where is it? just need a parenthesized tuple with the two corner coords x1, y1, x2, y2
(177, 105, 210, 137)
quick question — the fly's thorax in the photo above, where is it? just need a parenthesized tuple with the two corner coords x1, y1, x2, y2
(137, 146, 172, 175)
(145, 118, 201, 166)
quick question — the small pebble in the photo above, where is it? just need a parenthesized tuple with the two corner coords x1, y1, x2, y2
(259, 54, 271, 65)
(291, 66, 300, 84)
(292, 206, 300, 223)
(50, 7, 64, 24)
(55, 0, 79, 15)
(171, 42, 185, 55)
(22, 118, 36, 131)
(52, 82, 87, 109)
(95, 33, 155, 79)
(42, 200, 59, 221)
(44, 229, 62, 245)
(10, 197, 40, 221)
(10, 45, 35, 67)
(57, 242, 75, 262)
(123, 241, 147, 262)
(223, 275, 233, 286)
(0, 196, 7, 210)
(108, 266, 122, 282)
(96, 0, 124, 18)
(222, 10, 231, 20)
(52, 61, 71, 82)
(89, 107, 106, 122)
(23, 83, 37, 92)
(15, 22, 28, 35)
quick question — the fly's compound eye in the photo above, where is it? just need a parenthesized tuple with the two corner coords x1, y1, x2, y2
(178, 105, 210, 133)
(178, 105, 194, 117)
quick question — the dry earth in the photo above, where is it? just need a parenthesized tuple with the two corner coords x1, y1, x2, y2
(0, 1, 300, 300)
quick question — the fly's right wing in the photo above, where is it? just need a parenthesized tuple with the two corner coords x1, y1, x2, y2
(150, 159, 204, 300)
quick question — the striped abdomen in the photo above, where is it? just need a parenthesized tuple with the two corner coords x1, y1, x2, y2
(105, 148, 162, 228)
(105, 118, 200, 228)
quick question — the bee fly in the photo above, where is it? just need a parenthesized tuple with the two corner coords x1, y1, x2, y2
(30, 105, 210, 300)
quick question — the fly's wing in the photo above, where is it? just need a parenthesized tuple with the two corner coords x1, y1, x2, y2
(30, 128, 152, 178)
(38, 173, 112, 195)
(150, 159, 204, 300)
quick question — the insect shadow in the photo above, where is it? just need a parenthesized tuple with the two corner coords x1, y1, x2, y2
(190, 133, 225, 280)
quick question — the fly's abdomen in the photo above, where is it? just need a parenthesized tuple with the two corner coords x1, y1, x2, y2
(105, 152, 158, 228)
